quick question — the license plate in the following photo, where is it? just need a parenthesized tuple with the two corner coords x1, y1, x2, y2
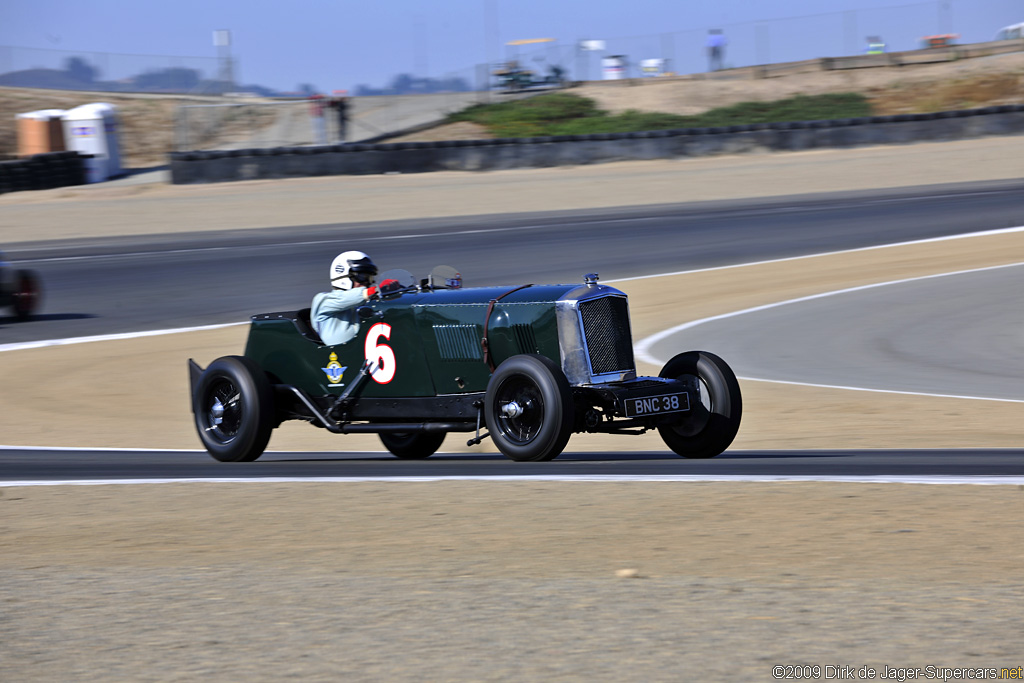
(625, 392, 690, 417)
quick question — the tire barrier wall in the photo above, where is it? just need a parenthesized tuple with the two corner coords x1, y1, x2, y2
(170, 104, 1024, 185)
(0, 151, 88, 195)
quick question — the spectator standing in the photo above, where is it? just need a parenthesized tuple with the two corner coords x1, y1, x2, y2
(309, 93, 327, 144)
(706, 29, 726, 71)
(331, 90, 349, 143)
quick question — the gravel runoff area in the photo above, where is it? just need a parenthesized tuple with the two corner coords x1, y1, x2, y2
(2, 138, 1024, 681)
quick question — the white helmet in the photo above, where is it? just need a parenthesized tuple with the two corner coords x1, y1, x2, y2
(330, 250, 377, 290)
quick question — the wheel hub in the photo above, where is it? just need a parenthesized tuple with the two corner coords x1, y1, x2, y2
(210, 398, 225, 426)
(204, 384, 241, 440)
(501, 401, 524, 418)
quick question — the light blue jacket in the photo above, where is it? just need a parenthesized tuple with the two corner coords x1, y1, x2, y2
(311, 287, 367, 345)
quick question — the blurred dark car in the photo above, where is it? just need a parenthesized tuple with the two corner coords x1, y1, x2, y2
(0, 252, 41, 320)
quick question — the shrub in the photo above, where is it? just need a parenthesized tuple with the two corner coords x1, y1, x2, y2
(450, 92, 873, 138)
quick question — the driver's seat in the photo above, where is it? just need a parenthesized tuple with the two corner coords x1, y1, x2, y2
(294, 308, 324, 344)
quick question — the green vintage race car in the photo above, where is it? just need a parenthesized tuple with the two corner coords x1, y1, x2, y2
(189, 268, 742, 462)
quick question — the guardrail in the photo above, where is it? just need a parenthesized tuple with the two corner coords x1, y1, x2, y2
(169, 104, 1024, 185)
(0, 151, 87, 195)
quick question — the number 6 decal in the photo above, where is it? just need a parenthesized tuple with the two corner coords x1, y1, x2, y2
(365, 322, 396, 384)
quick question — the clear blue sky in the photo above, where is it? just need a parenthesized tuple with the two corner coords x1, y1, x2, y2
(1, 0, 1021, 92)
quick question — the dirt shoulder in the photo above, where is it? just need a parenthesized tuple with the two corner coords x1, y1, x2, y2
(3, 482, 1022, 681)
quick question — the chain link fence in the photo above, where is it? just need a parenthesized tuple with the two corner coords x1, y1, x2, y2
(3, 0, 979, 152)
(507, 0, 944, 81)
(0, 1, 954, 98)
(175, 82, 501, 151)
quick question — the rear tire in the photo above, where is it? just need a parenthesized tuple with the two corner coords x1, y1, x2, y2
(657, 351, 741, 459)
(485, 354, 574, 462)
(379, 432, 446, 459)
(193, 356, 275, 462)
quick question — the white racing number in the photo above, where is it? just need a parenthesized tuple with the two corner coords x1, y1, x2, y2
(364, 322, 396, 384)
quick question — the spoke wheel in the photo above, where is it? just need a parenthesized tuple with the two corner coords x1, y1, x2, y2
(657, 351, 742, 459)
(485, 354, 574, 462)
(193, 356, 275, 462)
(203, 379, 244, 444)
(496, 377, 545, 444)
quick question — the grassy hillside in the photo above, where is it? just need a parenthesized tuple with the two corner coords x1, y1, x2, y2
(448, 92, 873, 138)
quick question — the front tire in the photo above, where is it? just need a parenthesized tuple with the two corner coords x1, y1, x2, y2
(12, 269, 41, 320)
(193, 356, 275, 462)
(379, 432, 446, 459)
(485, 354, 574, 462)
(657, 351, 742, 459)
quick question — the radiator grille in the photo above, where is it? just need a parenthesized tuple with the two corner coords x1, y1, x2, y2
(578, 296, 634, 376)
(434, 325, 482, 361)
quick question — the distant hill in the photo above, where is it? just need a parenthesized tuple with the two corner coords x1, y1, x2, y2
(0, 64, 281, 97)
(0, 68, 92, 90)
(354, 73, 472, 96)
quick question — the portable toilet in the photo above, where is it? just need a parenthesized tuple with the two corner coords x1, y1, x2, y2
(640, 58, 666, 77)
(16, 109, 67, 156)
(62, 103, 122, 182)
(602, 55, 626, 80)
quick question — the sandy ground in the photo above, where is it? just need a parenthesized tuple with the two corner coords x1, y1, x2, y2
(3, 482, 1022, 680)
(573, 52, 1024, 116)
(2, 137, 1024, 680)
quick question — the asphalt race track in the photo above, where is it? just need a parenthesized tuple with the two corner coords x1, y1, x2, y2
(4, 178, 1024, 344)
(2, 448, 1024, 483)
(645, 262, 1024, 401)
(2, 178, 1023, 481)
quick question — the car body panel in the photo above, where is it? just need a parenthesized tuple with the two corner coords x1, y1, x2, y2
(243, 282, 621, 398)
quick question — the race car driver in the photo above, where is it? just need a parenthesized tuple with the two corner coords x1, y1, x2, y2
(311, 250, 379, 345)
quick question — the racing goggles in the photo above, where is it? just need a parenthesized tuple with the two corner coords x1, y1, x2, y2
(349, 269, 376, 286)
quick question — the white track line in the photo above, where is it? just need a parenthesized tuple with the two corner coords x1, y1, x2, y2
(632, 244, 1024, 404)
(736, 376, 1024, 403)
(608, 225, 1024, 283)
(4, 225, 1019, 356)
(14, 188, 1018, 265)
(3, 475, 1024, 487)
(0, 321, 246, 353)
(12, 214, 732, 264)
